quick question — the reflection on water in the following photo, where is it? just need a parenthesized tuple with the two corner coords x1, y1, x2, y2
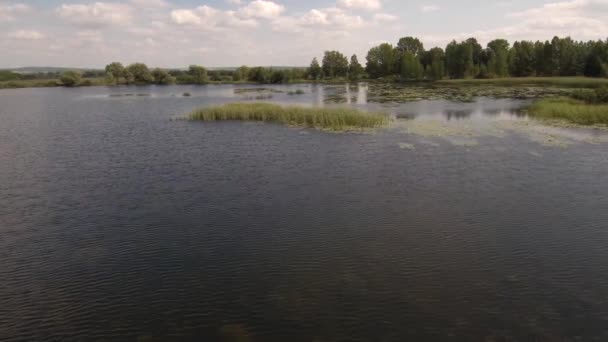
(2, 84, 608, 341)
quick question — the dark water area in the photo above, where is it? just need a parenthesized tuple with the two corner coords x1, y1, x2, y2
(1, 84, 608, 341)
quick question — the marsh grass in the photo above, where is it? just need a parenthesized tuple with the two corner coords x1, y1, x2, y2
(437, 77, 608, 88)
(0, 77, 106, 89)
(287, 89, 306, 95)
(528, 98, 608, 125)
(187, 103, 389, 131)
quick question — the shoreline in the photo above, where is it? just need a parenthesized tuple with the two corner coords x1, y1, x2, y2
(2, 76, 608, 91)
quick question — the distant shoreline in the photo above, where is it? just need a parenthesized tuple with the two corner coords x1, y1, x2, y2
(2, 76, 608, 91)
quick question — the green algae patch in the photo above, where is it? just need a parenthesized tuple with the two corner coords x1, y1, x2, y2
(187, 103, 389, 131)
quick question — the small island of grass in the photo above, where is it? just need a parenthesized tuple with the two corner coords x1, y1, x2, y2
(528, 98, 608, 126)
(187, 103, 389, 131)
(527, 87, 608, 126)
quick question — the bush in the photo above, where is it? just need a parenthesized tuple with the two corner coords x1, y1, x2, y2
(571, 86, 608, 103)
(60, 71, 82, 87)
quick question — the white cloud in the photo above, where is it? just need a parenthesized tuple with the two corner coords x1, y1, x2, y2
(170, 5, 258, 29)
(337, 0, 381, 11)
(422, 0, 608, 47)
(129, 0, 169, 7)
(7, 30, 45, 40)
(56, 2, 132, 27)
(420, 4, 440, 13)
(273, 7, 365, 33)
(0, 2, 29, 21)
(170, 8, 203, 25)
(373, 13, 398, 22)
(238, 0, 285, 19)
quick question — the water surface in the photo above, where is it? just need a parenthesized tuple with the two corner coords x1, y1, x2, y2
(1, 84, 608, 341)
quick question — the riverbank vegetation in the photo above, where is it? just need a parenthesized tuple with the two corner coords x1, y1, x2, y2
(528, 98, 608, 126)
(187, 103, 389, 131)
(2, 35, 607, 90)
(528, 87, 608, 125)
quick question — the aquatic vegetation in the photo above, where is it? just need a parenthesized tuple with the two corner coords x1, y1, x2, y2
(437, 77, 608, 88)
(187, 103, 389, 131)
(360, 84, 573, 104)
(287, 89, 306, 95)
(398, 142, 415, 150)
(570, 86, 608, 104)
(234, 87, 284, 94)
(527, 98, 608, 125)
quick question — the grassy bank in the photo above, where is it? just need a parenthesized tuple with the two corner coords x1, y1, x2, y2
(0, 77, 106, 89)
(187, 103, 389, 131)
(437, 77, 608, 88)
(528, 98, 608, 125)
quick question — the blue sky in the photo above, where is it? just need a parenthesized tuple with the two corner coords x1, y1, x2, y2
(1, 0, 607, 68)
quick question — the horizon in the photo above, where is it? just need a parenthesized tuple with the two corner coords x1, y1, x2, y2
(1, 0, 608, 68)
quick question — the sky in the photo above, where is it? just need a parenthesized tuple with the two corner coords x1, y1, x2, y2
(1, 0, 607, 68)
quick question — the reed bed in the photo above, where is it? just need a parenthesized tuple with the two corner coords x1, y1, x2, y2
(187, 103, 389, 131)
(528, 98, 608, 125)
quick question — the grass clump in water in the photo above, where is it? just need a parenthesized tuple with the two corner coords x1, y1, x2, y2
(528, 98, 608, 126)
(187, 103, 389, 131)
(287, 89, 306, 95)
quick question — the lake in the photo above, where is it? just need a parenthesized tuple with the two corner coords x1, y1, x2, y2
(1, 83, 608, 341)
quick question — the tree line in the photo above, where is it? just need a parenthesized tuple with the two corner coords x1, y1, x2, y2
(100, 62, 309, 86)
(309, 36, 608, 81)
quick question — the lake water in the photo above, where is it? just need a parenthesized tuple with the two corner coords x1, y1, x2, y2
(1, 84, 608, 341)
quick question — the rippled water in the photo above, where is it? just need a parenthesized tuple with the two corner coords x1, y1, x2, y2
(1, 84, 608, 341)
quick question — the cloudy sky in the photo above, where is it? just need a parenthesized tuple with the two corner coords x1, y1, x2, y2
(1, 0, 607, 68)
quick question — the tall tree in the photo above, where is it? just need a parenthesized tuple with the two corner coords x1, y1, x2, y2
(151, 68, 175, 85)
(105, 62, 125, 85)
(126, 63, 154, 84)
(487, 39, 510, 77)
(400, 52, 423, 80)
(509, 41, 536, 77)
(397, 37, 425, 57)
(366, 43, 395, 78)
(445, 40, 474, 78)
(308, 58, 322, 80)
(322, 51, 349, 78)
(348, 54, 364, 80)
(188, 65, 209, 84)
(425, 47, 445, 80)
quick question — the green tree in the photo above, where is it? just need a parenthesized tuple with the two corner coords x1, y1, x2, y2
(445, 40, 474, 78)
(487, 39, 510, 77)
(151, 68, 175, 85)
(425, 47, 445, 80)
(348, 54, 364, 80)
(400, 52, 423, 80)
(247, 67, 271, 83)
(397, 37, 425, 57)
(270, 69, 291, 84)
(60, 71, 81, 87)
(105, 62, 125, 85)
(308, 58, 322, 80)
(509, 41, 536, 77)
(126, 63, 154, 84)
(188, 65, 209, 84)
(322, 51, 349, 78)
(233, 66, 250, 82)
(466, 38, 483, 66)
(366, 43, 395, 78)
(123, 70, 135, 84)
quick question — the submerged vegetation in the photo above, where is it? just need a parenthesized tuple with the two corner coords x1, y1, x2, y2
(528, 98, 608, 126)
(187, 103, 389, 131)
